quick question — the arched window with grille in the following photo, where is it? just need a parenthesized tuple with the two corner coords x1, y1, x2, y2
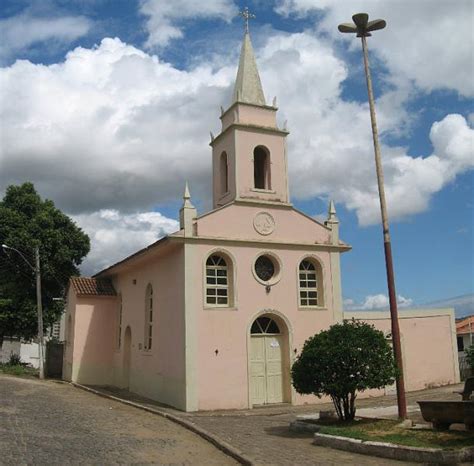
(298, 259, 323, 307)
(206, 254, 232, 307)
(144, 284, 153, 350)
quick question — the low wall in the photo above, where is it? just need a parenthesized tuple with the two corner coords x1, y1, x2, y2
(0, 338, 21, 364)
(345, 308, 460, 393)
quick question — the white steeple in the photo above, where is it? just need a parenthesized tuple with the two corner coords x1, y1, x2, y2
(232, 28, 266, 106)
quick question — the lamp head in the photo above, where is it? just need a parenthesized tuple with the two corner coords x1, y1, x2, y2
(338, 13, 386, 37)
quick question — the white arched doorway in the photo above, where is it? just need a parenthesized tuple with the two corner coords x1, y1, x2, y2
(123, 326, 132, 389)
(248, 314, 291, 406)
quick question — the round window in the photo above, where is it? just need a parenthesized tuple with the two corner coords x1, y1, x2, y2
(254, 255, 279, 282)
(255, 255, 276, 282)
(252, 252, 282, 286)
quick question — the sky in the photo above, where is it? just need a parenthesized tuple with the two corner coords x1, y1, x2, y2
(0, 0, 473, 313)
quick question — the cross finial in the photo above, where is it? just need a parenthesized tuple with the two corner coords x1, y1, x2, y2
(239, 7, 255, 33)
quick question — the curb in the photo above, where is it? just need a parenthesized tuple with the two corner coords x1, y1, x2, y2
(71, 383, 253, 465)
(313, 432, 474, 464)
(289, 420, 321, 433)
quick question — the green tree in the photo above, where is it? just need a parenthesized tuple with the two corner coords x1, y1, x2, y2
(292, 319, 397, 421)
(0, 183, 90, 344)
(465, 345, 474, 370)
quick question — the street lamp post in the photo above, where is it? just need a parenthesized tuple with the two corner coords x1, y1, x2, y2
(2, 244, 45, 380)
(337, 13, 407, 419)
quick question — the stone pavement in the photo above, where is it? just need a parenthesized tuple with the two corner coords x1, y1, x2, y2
(87, 383, 465, 465)
(0, 375, 238, 465)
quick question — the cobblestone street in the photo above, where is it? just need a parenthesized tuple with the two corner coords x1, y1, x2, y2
(92, 383, 464, 466)
(1, 375, 465, 465)
(0, 375, 237, 465)
(183, 384, 463, 465)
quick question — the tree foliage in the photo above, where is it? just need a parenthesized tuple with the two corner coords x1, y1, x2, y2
(0, 183, 90, 343)
(465, 345, 474, 370)
(292, 319, 397, 421)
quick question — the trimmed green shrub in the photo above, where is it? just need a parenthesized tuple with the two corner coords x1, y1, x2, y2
(292, 319, 397, 421)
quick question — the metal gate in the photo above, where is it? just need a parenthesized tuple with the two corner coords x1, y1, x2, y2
(46, 341, 64, 378)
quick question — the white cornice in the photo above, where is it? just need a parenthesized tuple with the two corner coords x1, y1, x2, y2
(344, 308, 455, 320)
(210, 123, 289, 146)
(169, 234, 351, 252)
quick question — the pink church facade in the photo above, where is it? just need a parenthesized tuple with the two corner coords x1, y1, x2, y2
(64, 30, 459, 412)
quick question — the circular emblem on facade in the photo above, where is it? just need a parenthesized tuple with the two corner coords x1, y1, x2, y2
(253, 212, 275, 236)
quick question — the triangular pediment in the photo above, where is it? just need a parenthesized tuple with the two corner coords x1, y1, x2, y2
(191, 201, 349, 249)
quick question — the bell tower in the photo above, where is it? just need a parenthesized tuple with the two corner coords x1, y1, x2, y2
(211, 15, 290, 209)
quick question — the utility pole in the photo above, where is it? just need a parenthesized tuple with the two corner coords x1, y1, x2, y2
(2, 244, 45, 379)
(338, 13, 407, 419)
(35, 246, 45, 380)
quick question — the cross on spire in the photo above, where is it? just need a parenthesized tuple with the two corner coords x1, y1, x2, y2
(239, 7, 255, 33)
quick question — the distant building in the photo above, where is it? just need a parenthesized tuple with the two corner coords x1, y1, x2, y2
(456, 315, 474, 353)
(63, 28, 460, 411)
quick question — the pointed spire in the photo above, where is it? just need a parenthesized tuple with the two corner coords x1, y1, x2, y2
(232, 31, 266, 106)
(328, 200, 338, 222)
(182, 182, 194, 208)
(180, 182, 197, 236)
(326, 200, 339, 245)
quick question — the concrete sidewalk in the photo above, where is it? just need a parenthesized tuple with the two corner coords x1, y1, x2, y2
(81, 383, 464, 465)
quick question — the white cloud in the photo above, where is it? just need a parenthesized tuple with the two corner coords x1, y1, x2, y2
(256, 32, 474, 225)
(345, 294, 413, 310)
(73, 209, 179, 275)
(0, 12, 92, 63)
(275, 0, 474, 97)
(0, 37, 234, 213)
(139, 0, 238, 48)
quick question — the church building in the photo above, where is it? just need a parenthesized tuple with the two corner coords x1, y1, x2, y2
(64, 28, 459, 412)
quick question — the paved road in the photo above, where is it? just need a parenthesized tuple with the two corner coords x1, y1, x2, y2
(0, 375, 237, 465)
(95, 383, 465, 466)
(184, 384, 462, 465)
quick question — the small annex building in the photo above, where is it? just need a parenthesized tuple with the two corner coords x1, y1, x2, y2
(64, 29, 460, 412)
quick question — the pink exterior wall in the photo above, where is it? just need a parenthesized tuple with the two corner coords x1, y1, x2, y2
(347, 310, 460, 395)
(212, 102, 289, 208)
(190, 239, 337, 410)
(212, 131, 237, 208)
(234, 129, 288, 203)
(64, 291, 116, 385)
(221, 103, 277, 132)
(107, 244, 187, 410)
(197, 203, 331, 245)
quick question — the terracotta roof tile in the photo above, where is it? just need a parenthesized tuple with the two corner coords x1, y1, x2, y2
(70, 277, 116, 297)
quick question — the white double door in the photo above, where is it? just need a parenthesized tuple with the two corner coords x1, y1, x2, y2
(250, 335, 284, 405)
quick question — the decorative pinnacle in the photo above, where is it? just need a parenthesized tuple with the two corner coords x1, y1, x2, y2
(327, 200, 338, 222)
(182, 182, 194, 208)
(239, 7, 255, 33)
(184, 182, 190, 199)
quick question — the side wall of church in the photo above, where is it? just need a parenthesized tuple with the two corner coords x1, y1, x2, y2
(111, 245, 187, 410)
(64, 292, 116, 385)
(189, 241, 337, 411)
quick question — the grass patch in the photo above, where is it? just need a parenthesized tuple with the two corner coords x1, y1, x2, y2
(319, 419, 474, 450)
(0, 363, 38, 377)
